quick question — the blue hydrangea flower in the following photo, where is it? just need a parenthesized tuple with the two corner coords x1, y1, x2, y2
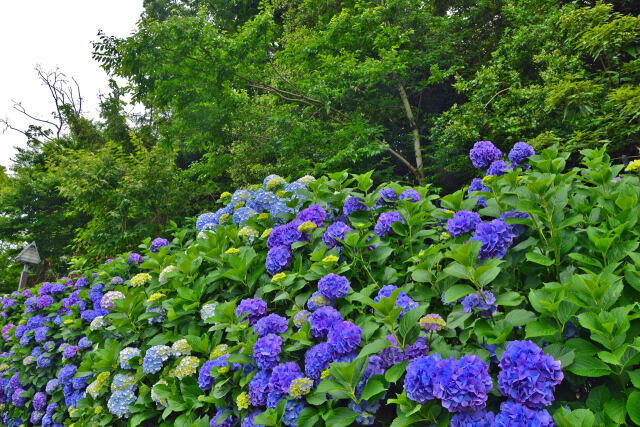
(242, 411, 265, 427)
(447, 211, 481, 237)
(374, 188, 397, 208)
(233, 207, 258, 227)
(267, 220, 305, 249)
(304, 343, 334, 379)
(236, 298, 268, 326)
(11, 388, 27, 407)
(322, 221, 352, 249)
(270, 201, 294, 222)
(471, 219, 515, 259)
(283, 399, 306, 426)
(508, 142, 535, 167)
(75, 277, 89, 289)
(32, 391, 47, 411)
(470, 141, 502, 169)
(107, 386, 137, 418)
(37, 355, 51, 368)
(380, 335, 429, 368)
(254, 314, 288, 337)
(433, 355, 492, 413)
(500, 210, 529, 238)
(57, 365, 77, 383)
(297, 204, 326, 226)
(36, 295, 54, 309)
(210, 407, 236, 427)
(399, 189, 421, 202)
(450, 410, 496, 426)
(307, 291, 331, 311)
(269, 362, 303, 395)
(374, 211, 404, 237)
(292, 310, 310, 328)
(327, 321, 362, 355)
(142, 345, 172, 374)
(146, 306, 167, 325)
(45, 379, 59, 394)
(343, 196, 368, 216)
(498, 340, 563, 408)
(253, 334, 282, 370)
(486, 160, 511, 176)
(318, 273, 350, 300)
(247, 189, 280, 213)
(150, 237, 170, 252)
(78, 337, 93, 350)
(196, 212, 221, 231)
(119, 347, 141, 369)
(374, 285, 418, 318)
(265, 246, 292, 276)
(63, 345, 78, 359)
(198, 355, 230, 391)
(249, 370, 271, 406)
(309, 306, 343, 339)
(494, 400, 553, 426)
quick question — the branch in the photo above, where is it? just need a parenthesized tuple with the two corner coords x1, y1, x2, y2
(397, 82, 423, 172)
(484, 86, 512, 108)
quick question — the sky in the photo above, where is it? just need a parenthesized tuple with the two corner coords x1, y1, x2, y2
(0, 1, 144, 170)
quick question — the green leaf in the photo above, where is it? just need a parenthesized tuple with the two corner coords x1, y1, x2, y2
(411, 269, 430, 283)
(297, 407, 320, 427)
(385, 361, 408, 383)
(629, 369, 640, 389)
(525, 321, 558, 338)
(627, 391, 640, 425)
(604, 397, 626, 424)
(505, 309, 537, 327)
(400, 306, 426, 338)
(569, 355, 611, 377)
(526, 252, 554, 266)
(325, 407, 359, 427)
(444, 285, 475, 304)
(356, 339, 393, 360)
(360, 377, 386, 401)
(443, 262, 471, 280)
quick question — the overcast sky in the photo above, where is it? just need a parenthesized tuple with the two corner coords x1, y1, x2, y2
(0, 1, 144, 170)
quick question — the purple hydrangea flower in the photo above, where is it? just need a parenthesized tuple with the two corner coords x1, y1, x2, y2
(343, 196, 368, 216)
(494, 400, 553, 426)
(249, 370, 271, 406)
(128, 253, 143, 264)
(38, 283, 53, 295)
(254, 314, 288, 337)
(399, 189, 421, 202)
(470, 141, 502, 169)
(322, 221, 352, 249)
(265, 246, 292, 276)
(36, 295, 54, 309)
(242, 410, 265, 427)
(267, 220, 305, 249)
(12, 388, 27, 407)
(253, 334, 282, 370)
(37, 355, 51, 368)
(34, 326, 49, 343)
(328, 321, 362, 355)
(63, 345, 79, 359)
(447, 211, 482, 237)
(374, 211, 404, 237)
(433, 355, 492, 413)
(486, 160, 511, 176)
(405, 354, 442, 403)
(471, 219, 515, 259)
(75, 277, 89, 289)
(297, 204, 326, 227)
(309, 306, 343, 339)
(210, 408, 236, 427)
(198, 356, 230, 391)
(379, 335, 429, 368)
(45, 379, 59, 394)
(33, 392, 47, 411)
(374, 188, 397, 208)
(269, 362, 303, 395)
(318, 274, 350, 300)
(498, 340, 563, 408)
(508, 142, 535, 167)
(58, 365, 77, 382)
(50, 283, 65, 294)
(461, 291, 497, 316)
(150, 237, 170, 253)
(305, 343, 334, 379)
(236, 298, 268, 326)
(450, 410, 495, 427)
(500, 210, 530, 238)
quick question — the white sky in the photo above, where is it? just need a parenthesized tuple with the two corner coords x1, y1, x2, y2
(0, 1, 144, 170)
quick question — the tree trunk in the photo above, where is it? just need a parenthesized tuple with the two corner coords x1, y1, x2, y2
(397, 82, 423, 174)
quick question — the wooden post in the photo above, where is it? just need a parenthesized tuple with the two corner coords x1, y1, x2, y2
(18, 264, 29, 290)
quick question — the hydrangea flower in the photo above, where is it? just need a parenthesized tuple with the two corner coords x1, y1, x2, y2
(343, 196, 368, 216)
(374, 211, 404, 237)
(318, 273, 350, 300)
(269, 362, 303, 395)
(254, 314, 288, 337)
(249, 370, 271, 406)
(471, 219, 515, 259)
(236, 298, 268, 326)
(175, 356, 200, 380)
(130, 272, 152, 287)
(253, 334, 282, 370)
(159, 266, 178, 284)
(151, 379, 168, 407)
(498, 340, 563, 408)
(297, 204, 326, 227)
(309, 306, 343, 339)
(374, 285, 418, 318)
(374, 187, 397, 208)
(101, 291, 125, 310)
(146, 306, 167, 324)
(107, 386, 137, 418)
(196, 212, 220, 231)
(233, 207, 258, 227)
(433, 355, 492, 413)
(171, 339, 192, 357)
(45, 379, 59, 394)
(90, 316, 106, 331)
(379, 335, 429, 368)
(267, 220, 305, 249)
(470, 141, 502, 169)
(283, 399, 307, 426)
(508, 142, 535, 167)
(447, 211, 481, 237)
(198, 356, 230, 391)
(500, 210, 530, 238)
(119, 347, 141, 369)
(12, 388, 27, 407)
(37, 355, 51, 368)
(322, 221, 352, 249)
(142, 345, 173, 374)
(36, 295, 54, 309)
(58, 364, 77, 382)
(399, 189, 421, 202)
(150, 237, 170, 252)
(327, 321, 362, 355)
(292, 310, 310, 328)
(289, 377, 313, 398)
(419, 313, 446, 331)
(305, 343, 334, 379)
(486, 160, 511, 176)
(450, 410, 496, 427)
(307, 291, 331, 311)
(110, 276, 124, 285)
(265, 246, 292, 275)
(128, 253, 143, 264)
(242, 411, 265, 427)
(62, 345, 78, 359)
(494, 400, 553, 426)
(461, 291, 497, 316)
(200, 302, 217, 323)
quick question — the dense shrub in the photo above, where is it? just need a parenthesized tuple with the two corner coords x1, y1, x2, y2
(0, 142, 639, 426)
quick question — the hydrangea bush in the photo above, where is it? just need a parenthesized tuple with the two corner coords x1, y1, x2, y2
(1, 143, 640, 426)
